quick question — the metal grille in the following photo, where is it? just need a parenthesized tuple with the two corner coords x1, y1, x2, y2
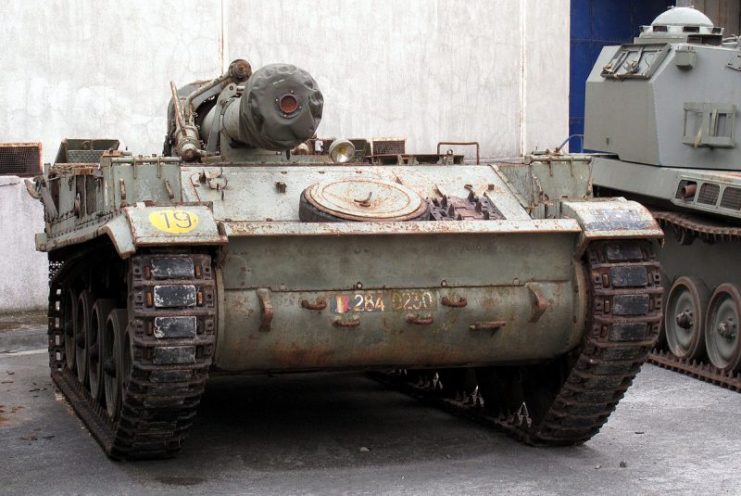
(372, 139, 406, 155)
(697, 183, 720, 205)
(349, 139, 370, 160)
(720, 187, 741, 210)
(66, 150, 105, 163)
(0, 143, 41, 177)
(54, 139, 119, 164)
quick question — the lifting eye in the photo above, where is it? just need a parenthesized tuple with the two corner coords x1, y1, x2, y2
(278, 94, 299, 115)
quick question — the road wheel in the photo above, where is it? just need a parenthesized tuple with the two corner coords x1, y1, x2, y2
(121, 316, 133, 399)
(63, 288, 78, 371)
(75, 290, 93, 384)
(705, 284, 741, 372)
(664, 276, 709, 360)
(88, 299, 116, 402)
(103, 309, 128, 420)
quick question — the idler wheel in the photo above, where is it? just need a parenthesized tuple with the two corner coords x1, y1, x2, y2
(103, 309, 128, 420)
(63, 288, 78, 372)
(664, 276, 709, 361)
(299, 177, 429, 222)
(88, 299, 116, 402)
(704, 284, 741, 372)
(75, 290, 93, 384)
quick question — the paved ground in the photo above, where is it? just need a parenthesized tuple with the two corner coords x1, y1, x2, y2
(1, 322, 740, 496)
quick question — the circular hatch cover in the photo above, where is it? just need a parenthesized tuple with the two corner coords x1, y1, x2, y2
(299, 177, 429, 222)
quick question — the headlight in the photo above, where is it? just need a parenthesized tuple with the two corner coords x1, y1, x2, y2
(329, 139, 356, 164)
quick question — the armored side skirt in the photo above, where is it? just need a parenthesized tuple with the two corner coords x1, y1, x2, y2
(213, 220, 587, 372)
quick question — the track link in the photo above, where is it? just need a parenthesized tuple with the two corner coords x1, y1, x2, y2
(48, 252, 216, 459)
(374, 239, 663, 446)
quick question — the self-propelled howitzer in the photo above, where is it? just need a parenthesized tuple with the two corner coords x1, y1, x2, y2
(30, 58, 663, 459)
(586, 7, 741, 387)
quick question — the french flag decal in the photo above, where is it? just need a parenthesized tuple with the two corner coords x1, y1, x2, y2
(335, 295, 351, 314)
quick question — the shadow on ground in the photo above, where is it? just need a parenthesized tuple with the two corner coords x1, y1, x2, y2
(125, 372, 581, 481)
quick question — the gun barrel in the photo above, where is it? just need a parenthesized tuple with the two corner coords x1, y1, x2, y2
(221, 64, 323, 151)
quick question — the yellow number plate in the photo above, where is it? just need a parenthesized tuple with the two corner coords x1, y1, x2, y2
(149, 209, 199, 234)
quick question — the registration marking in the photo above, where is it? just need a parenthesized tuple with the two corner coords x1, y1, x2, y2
(331, 290, 436, 314)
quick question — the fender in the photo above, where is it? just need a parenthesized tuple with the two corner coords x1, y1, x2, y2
(561, 198, 664, 256)
(102, 204, 227, 258)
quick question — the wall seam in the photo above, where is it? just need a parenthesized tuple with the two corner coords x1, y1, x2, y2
(220, 0, 227, 72)
(520, 0, 528, 156)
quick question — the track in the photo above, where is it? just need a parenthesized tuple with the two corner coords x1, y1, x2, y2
(649, 350, 741, 392)
(374, 239, 663, 446)
(652, 210, 741, 241)
(48, 251, 216, 459)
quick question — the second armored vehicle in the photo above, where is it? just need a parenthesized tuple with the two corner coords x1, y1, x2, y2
(30, 58, 662, 459)
(586, 7, 741, 387)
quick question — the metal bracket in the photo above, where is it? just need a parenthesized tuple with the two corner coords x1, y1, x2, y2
(333, 316, 360, 329)
(525, 283, 551, 323)
(301, 298, 327, 311)
(37, 179, 59, 219)
(436, 141, 480, 164)
(441, 295, 467, 308)
(256, 288, 273, 332)
(469, 321, 506, 332)
(406, 314, 434, 326)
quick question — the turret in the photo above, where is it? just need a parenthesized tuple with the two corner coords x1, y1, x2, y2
(583, 7, 740, 171)
(635, 6, 724, 45)
(165, 59, 324, 162)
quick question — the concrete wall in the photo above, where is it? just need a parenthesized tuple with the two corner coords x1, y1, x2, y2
(0, 1, 222, 164)
(226, 0, 570, 158)
(0, 0, 569, 162)
(0, 178, 48, 312)
(0, 0, 570, 311)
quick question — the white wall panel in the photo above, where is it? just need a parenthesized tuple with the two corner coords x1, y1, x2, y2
(524, 0, 571, 153)
(0, 178, 47, 311)
(225, 0, 570, 159)
(0, 0, 569, 163)
(0, 0, 221, 162)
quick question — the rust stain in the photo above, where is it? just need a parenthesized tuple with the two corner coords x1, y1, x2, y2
(270, 343, 336, 368)
(225, 219, 581, 237)
(265, 334, 473, 370)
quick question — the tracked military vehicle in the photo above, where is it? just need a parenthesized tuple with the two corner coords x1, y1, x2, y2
(29, 59, 663, 459)
(586, 7, 741, 389)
